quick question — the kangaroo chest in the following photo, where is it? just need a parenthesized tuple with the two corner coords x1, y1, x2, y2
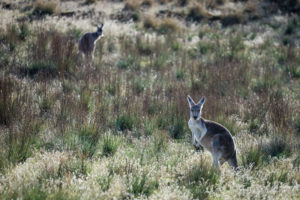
(188, 120, 208, 147)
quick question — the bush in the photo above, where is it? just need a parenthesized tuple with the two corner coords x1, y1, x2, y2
(136, 36, 153, 55)
(67, 126, 100, 158)
(102, 133, 118, 157)
(175, 68, 186, 80)
(143, 16, 158, 30)
(133, 79, 145, 94)
(141, 0, 154, 7)
(177, 0, 191, 6)
(152, 131, 168, 154)
(7, 120, 42, 166)
(198, 41, 214, 55)
(157, 18, 180, 35)
(186, 4, 208, 22)
(116, 114, 135, 131)
(85, 0, 97, 4)
(129, 173, 159, 197)
(263, 136, 292, 158)
(181, 161, 220, 199)
(19, 23, 30, 41)
(216, 115, 240, 136)
(117, 56, 138, 69)
(0, 76, 19, 126)
(169, 117, 187, 139)
(241, 145, 265, 169)
(33, 0, 58, 16)
(26, 61, 58, 78)
(124, 0, 140, 11)
(265, 170, 290, 187)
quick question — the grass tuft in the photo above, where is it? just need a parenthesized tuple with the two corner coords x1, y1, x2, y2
(102, 133, 118, 157)
(181, 160, 220, 199)
(33, 0, 58, 16)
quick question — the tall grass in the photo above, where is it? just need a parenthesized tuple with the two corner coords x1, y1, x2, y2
(0, 13, 299, 199)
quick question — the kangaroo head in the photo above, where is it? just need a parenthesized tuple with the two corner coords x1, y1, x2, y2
(187, 95, 205, 120)
(96, 24, 104, 36)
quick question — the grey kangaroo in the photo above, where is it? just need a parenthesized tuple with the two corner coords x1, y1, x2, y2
(78, 24, 104, 60)
(187, 95, 238, 170)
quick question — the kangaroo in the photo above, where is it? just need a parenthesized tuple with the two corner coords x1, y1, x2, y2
(187, 95, 238, 170)
(78, 24, 104, 60)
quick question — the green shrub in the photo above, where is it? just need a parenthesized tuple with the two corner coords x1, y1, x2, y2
(170, 117, 187, 139)
(241, 145, 265, 169)
(147, 103, 162, 115)
(67, 126, 100, 158)
(133, 79, 145, 94)
(102, 134, 118, 157)
(152, 131, 168, 154)
(27, 61, 58, 78)
(19, 23, 30, 41)
(98, 174, 113, 191)
(0, 76, 19, 126)
(170, 40, 182, 51)
(117, 56, 138, 70)
(181, 161, 220, 199)
(216, 115, 239, 136)
(251, 78, 277, 94)
(198, 41, 214, 55)
(293, 153, 300, 168)
(7, 120, 42, 166)
(23, 186, 47, 200)
(116, 114, 135, 131)
(67, 28, 82, 40)
(39, 95, 53, 114)
(129, 173, 159, 197)
(263, 136, 292, 158)
(265, 170, 289, 187)
(144, 120, 155, 136)
(152, 54, 168, 70)
(175, 68, 186, 80)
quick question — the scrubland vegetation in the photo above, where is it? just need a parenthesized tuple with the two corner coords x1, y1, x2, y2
(0, 0, 300, 199)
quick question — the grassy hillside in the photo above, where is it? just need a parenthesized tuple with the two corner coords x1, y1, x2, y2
(0, 0, 300, 199)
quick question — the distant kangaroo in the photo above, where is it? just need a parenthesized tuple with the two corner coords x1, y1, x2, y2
(187, 96, 238, 170)
(78, 24, 104, 60)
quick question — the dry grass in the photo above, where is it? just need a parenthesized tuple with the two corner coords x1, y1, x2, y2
(0, 1, 300, 199)
(143, 15, 159, 30)
(141, 0, 154, 7)
(124, 0, 141, 11)
(158, 18, 181, 34)
(186, 3, 210, 21)
(33, 0, 59, 15)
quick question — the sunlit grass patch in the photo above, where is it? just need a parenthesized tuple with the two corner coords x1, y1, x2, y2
(241, 144, 265, 169)
(180, 159, 220, 199)
(128, 173, 159, 197)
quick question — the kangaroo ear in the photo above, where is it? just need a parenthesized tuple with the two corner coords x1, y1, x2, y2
(101, 23, 104, 28)
(197, 96, 205, 106)
(187, 95, 195, 107)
